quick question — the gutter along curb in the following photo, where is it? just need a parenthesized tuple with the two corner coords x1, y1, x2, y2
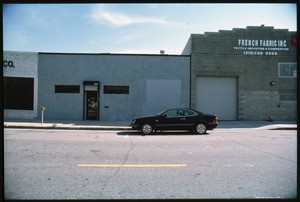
(3, 124, 131, 130)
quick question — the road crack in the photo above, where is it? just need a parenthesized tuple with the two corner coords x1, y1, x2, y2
(114, 138, 134, 175)
(225, 137, 296, 164)
(99, 137, 134, 196)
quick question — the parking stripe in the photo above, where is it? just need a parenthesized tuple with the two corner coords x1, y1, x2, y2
(77, 163, 187, 168)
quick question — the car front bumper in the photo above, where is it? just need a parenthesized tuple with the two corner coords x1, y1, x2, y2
(130, 124, 140, 130)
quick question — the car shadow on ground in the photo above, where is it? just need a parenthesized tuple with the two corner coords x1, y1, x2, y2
(117, 130, 210, 136)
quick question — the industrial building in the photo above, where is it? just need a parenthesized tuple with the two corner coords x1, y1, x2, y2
(3, 26, 297, 121)
(37, 53, 190, 121)
(182, 26, 297, 120)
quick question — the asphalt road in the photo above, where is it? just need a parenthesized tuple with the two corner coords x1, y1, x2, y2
(4, 128, 297, 199)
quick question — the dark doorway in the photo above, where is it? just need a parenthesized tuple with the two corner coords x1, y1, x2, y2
(86, 91, 98, 120)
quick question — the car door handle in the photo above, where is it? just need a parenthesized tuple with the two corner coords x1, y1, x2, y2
(180, 118, 186, 120)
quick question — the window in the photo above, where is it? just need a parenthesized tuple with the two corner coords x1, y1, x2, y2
(104, 86, 129, 94)
(184, 110, 197, 116)
(165, 109, 178, 117)
(278, 63, 297, 78)
(55, 85, 80, 93)
(4, 77, 34, 110)
(164, 109, 196, 117)
(279, 94, 296, 102)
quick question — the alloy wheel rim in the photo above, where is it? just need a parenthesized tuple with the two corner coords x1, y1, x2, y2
(142, 124, 152, 134)
(196, 124, 206, 134)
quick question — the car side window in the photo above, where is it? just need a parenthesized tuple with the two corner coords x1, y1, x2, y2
(177, 110, 185, 116)
(184, 110, 197, 116)
(165, 109, 190, 117)
(165, 109, 178, 117)
(164, 109, 197, 117)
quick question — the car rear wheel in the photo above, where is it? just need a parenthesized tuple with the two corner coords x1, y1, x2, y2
(141, 123, 153, 135)
(195, 123, 206, 134)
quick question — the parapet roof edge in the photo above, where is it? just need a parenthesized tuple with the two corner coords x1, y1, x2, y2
(37, 52, 190, 57)
(3, 50, 38, 54)
(190, 26, 294, 38)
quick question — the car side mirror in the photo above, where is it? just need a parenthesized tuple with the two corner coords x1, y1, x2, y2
(162, 114, 167, 118)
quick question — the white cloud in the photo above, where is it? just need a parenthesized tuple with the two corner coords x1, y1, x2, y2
(90, 5, 177, 26)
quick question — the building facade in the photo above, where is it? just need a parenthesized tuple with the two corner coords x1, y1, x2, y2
(3, 26, 297, 121)
(182, 26, 297, 121)
(37, 53, 190, 121)
(3, 51, 39, 120)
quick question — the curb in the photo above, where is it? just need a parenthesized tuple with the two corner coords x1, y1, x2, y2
(270, 127, 297, 130)
(4, 124, 131, 131)
(4, 124, 296, 131)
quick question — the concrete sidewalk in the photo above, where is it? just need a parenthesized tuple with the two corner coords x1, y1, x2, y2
(3, 120, 131, 130)
(3, 119, 297, 130)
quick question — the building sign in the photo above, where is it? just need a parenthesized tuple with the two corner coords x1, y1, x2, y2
(234, 39, 289, 56)
(3, 60, 15, 68)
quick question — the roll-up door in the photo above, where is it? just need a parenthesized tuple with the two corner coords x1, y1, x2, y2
(196, 77, 237, 120)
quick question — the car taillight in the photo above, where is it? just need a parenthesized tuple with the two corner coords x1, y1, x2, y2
(213, 117, 218, 123)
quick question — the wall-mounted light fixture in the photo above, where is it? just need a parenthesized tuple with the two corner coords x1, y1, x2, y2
(270, 81, 275, 86)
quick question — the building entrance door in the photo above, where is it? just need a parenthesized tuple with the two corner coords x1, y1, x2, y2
(83, 81, 100, 121)
(86, 91, 98, 120)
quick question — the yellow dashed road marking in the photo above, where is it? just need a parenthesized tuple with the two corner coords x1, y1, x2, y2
(77, 163, 187, 168)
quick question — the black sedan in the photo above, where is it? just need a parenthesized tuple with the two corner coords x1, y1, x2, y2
(130, 108, 218, 135)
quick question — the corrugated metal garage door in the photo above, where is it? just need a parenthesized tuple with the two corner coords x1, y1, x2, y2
(196, 77, 237, 120)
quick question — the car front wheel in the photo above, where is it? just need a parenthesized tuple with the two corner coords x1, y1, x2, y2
(141, 123, 153, 135)
(195, 123, 206, 134)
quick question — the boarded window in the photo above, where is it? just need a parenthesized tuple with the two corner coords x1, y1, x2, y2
(103, 86, 129, 94)
(55, 85, 80, 93)
(4, 77, 34, 110)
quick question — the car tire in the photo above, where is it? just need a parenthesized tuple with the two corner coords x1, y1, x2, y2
(141, 123, 153, 135)
(195, 123, 206, 134)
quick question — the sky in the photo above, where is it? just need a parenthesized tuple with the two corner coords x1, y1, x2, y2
(3, 3, 297, 54)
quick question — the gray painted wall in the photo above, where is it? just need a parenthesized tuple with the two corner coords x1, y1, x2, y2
(38, 54, 190, 121)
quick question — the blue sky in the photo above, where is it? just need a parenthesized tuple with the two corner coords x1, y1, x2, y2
(3, 3, 297, 54)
